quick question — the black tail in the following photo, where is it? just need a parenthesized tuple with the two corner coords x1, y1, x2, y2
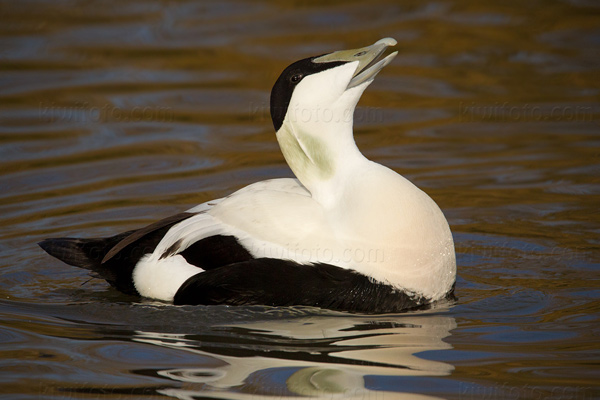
(39, 233, 130, 270)
(39, 231, 136, 293)
(38, 211, 197, 296)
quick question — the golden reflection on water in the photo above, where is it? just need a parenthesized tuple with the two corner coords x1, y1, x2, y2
(0, 0, 599, 399)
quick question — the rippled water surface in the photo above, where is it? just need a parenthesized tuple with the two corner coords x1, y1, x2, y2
(1, 1, 599, 399)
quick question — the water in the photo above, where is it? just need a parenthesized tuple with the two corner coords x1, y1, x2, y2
(1, 0, 599, 399)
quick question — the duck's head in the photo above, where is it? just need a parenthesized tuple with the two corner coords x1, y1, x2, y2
(270, 38, 398, 133)
(269, 38, 397, 199)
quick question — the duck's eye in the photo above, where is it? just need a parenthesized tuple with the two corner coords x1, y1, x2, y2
(290, 74, 302, 83)
(354, 51, 367, 57)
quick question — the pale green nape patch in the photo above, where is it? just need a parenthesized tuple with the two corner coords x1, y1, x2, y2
(276, 124, 335, 183)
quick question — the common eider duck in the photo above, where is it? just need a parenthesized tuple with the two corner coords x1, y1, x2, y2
(39, 38, 456, 313)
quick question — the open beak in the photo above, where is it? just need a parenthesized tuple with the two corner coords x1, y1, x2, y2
(313, 37, 398, 89)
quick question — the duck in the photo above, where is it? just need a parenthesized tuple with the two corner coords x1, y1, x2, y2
(39, 38, 456, 313)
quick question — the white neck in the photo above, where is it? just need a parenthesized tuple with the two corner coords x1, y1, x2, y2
(276, 109, 369, 206)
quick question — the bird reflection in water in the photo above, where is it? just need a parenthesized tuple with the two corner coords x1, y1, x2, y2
(133, 308, 456, 399)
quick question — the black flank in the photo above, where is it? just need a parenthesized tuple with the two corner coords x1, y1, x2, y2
(174, 258, 426, 314)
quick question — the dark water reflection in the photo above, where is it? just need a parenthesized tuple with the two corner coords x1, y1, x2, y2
(2, 300, 456, 399)
(1, 0, 599, 399)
